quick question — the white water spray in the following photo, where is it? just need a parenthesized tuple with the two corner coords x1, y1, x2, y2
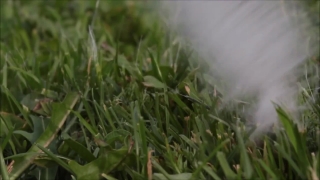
(158, 1, 313, 133)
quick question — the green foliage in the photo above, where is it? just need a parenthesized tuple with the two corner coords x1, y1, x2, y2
(0, 1, 319, 180)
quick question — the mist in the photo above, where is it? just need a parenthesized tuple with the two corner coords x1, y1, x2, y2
(158, 1, 313, 134)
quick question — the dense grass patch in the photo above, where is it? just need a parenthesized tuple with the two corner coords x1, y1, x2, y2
(0, 1, 319, 180)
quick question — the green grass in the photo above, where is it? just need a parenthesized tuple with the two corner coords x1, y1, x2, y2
(0, 1, 319, 180)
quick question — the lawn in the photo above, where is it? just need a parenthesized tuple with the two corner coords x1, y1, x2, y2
(0, 1, 319, 180)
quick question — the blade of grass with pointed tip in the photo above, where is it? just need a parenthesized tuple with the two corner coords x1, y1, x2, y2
(202, 165, 221, 180)
(256, 159, 277, 179)
(274, 143, 305, 178)
(179, 135, 198, 150)
(217, 151, 237, 179)
(276, 105, 310, 171)
(68, 147, 130, 180)
(101, 173, 118, 180)
(167, 92, 191, 113)
(192, 139, 230, 178)
(147, 49, 163, 81)
(72, 110, 98, 136)
(0, 122, 14, 150)
(0, 146, 9, 180)
(233, 124, 253, 179)
(35, 144, 74, 174)
(61, 133, 96, 162)
(154, 173, 193, 180)
(276, 105, 298, 153)
(2, 59, 8, 88)
(143, 75, 166, 89)
(1, 85, 32, 127)
(151, 157, 171, 179)
(9, 67, 40, 84)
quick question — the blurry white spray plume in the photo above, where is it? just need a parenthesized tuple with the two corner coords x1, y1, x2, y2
(156, 1, 314, 136)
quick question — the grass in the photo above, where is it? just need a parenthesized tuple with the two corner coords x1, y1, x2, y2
(0, 1, 319, 180)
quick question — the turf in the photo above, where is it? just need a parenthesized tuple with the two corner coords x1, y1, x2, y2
(0, 1, 319, 180)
